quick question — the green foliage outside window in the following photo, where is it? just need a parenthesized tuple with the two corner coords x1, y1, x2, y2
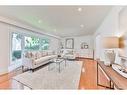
(12, 33, 50, 62)
(25, 36, 49, 51)
(12, 50, 22, 61)
(12, 33, 22, 61)
(25, 36, 40, 50)
(40, 38, 49, 50)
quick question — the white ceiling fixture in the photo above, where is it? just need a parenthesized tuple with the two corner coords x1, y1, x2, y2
(53, 29, 56, 32)
(0, 6, 112, 37)
(38, 20, 42, 23)
(77, 7, 82, 12)
(80, 24, 84, 28)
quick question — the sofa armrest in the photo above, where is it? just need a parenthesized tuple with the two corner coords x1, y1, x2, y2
(22, 58, 34, 69)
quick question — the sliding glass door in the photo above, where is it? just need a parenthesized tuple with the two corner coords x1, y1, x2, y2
(11, 33, 23, 64)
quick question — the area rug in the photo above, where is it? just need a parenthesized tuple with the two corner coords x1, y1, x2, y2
(13, 61, 83, 89)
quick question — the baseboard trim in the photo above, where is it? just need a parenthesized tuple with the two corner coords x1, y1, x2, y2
(0, 72, 8, 77)
(76, 57, 94, 60)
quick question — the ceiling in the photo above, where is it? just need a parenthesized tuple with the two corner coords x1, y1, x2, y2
(0, 6, 112, 37)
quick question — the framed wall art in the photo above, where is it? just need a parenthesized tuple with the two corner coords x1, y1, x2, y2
(81, 42, 89, 49)
(65, 38, 74, 49)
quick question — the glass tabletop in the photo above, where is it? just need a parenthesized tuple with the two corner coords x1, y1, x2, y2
(53, 58, 64, 63)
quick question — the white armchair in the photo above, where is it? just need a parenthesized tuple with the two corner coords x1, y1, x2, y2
(60, 49, 76, 60)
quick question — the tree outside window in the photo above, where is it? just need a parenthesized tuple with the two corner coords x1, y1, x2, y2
(24, 36, 49, 51)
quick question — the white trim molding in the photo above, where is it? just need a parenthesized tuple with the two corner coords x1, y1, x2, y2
(0, 16, 61, 39)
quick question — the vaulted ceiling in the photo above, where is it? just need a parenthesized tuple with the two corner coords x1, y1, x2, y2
(0, 6, 112, 37)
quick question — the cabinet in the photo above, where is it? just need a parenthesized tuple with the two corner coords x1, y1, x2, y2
(76, 49, 93, 59)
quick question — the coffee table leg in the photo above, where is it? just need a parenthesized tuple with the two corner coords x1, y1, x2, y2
(48, 63, 55, 71)
(59, 62, 60, 73)
(48, 64, 50, 71)
(65, 59, 66, 67)
(22, 66, 24, 73)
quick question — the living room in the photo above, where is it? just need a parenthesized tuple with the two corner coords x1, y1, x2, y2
(0, 4, 127, 92)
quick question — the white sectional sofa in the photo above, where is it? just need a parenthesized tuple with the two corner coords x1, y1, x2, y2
(22, 50, 57, 70)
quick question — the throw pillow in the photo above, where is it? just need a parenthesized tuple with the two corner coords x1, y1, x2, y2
(42, 51, 48, 56)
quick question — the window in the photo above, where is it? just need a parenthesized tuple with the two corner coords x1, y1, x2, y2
(11, 32, 50, 65)
(40, 38, 49, 50)
(24, 36, 40, 51)
(11, 33, 22, 62)
(24, 36, 50, 51)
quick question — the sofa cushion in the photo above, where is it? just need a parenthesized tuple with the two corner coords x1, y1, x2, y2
(34, 55, 57, 64)
(47, 50, 53, 55)
(40, 51, 44, 57)
(37, 51, 42, 59)
(34, 52, 38, 59)
(67, 50, 73, 55)
(42, 51, 48, 57)
(35, 56, 49, 64)
(24, 52, 29, 58)
(24, 52, 33, 58)
(48, 55, 57, 59)
(31, 51, 36, 59)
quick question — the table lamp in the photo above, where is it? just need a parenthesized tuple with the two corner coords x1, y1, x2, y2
(103, 37, 119, 66)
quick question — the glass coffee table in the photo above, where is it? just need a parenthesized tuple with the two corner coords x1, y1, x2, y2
(48, 58, 67, 73)
(55, 58, 65, 73)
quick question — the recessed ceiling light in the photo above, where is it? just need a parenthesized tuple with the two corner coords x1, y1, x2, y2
(80, 24, 84, 28)
(78, 7, 82, 12)
(53, 29, 56, 32)
(38, 20, 42, 23)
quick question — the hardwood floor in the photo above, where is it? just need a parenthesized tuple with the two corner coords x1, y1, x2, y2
(78, 59, 98, 89)
(0, 58, 109, 89)
(0, 68, 22, 89)
(78, 58, 109, 89)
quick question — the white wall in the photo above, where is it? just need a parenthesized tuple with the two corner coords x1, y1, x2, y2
(0, 20, 60, 75)
(74, 35, 94, 50)
(49, 37, 60, 51)
(94, 7, 123, 62)
(0, 23, 10, 75)
(62, 35, 94, 51)
(62, 35, 94, 58)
